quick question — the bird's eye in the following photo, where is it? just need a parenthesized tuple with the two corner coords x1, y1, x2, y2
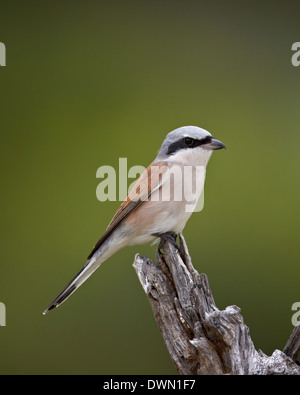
(184, 137, 194, 146)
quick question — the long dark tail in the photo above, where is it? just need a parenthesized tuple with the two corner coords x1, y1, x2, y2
(43, 254, 99, 315)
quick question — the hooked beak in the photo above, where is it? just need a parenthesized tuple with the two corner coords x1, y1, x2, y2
(203, 138, 226, 150)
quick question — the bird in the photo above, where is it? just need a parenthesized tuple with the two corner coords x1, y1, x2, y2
(43, 126, 225, 315)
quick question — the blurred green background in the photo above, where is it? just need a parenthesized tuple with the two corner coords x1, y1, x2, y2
(0, 0, 299, 374)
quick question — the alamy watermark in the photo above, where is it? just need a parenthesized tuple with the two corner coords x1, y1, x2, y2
(291, 42, 300, 67)
(291, 302, 300, 327)
(96, 158, 205, 213)
(0, 302, 6, 326)
(0, 42, 6, 67)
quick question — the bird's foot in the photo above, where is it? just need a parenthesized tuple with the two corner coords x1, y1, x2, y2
(154, 231, 179, 250)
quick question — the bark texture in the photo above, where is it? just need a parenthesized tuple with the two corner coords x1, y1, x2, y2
(133, 233, 300, 375)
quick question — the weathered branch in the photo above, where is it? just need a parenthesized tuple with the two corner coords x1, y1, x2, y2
(283, 325, 300, 362)
(133, 233, 300, 375)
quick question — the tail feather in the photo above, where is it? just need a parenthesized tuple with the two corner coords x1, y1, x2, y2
(42, 256, 98, 315)
(43, 230, 125, 315)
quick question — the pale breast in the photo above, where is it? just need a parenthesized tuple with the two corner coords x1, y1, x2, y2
(125, 161, 206, 237)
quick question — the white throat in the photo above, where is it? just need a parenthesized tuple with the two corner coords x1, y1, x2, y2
(167, 146, 213, 167)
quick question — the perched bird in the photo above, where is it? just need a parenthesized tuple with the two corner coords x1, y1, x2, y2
(43, 126, 225, 314)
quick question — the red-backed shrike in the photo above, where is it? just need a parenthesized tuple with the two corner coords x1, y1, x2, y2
(43, 126, 225, 314)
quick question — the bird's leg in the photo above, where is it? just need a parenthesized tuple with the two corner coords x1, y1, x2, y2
(154, 231, 179, 250)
